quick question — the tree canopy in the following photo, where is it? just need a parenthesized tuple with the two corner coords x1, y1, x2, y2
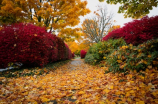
(0, 0, 90, 33)
(99, 0, 158, 18)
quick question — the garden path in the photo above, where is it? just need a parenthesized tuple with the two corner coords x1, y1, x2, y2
(69, 58, 89, 70)
(0, 58, 158, 103)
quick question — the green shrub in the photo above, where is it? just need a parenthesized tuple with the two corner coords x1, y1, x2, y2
(84, 54, 96, 65)
(106, 39, 158, 73)
(85, 38, 127, 65)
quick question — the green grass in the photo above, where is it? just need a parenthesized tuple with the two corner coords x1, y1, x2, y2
(74, 56, 80, 59)
(0, 60, 70, 78)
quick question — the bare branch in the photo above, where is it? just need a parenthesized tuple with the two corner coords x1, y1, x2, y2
(81, 4, 114, 43)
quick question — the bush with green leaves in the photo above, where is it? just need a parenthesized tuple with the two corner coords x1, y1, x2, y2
(106, 39, 158, 73)
(85, 38, 127, 65)
(84, 54, 96, 65)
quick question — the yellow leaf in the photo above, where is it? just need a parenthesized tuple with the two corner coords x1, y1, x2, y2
(125, 92, 130, 97)
(78, 91, 85, 95)
(111, 101, 116, 104)
(14, 44, 16, 47)
(71, 96, 77, 99)
(50, 97, 55, 100)
(32, 101, 38, 104)
(110, 85, 113, 89)
(143, 60, 147, 64)
(155, 100, 158, 103)
(117, 55, 121, 59)
(125, 88, 131, 91)
(120, 63, 126, 69)
(152, 90, 158, 96)
(117, 60, 122, 63)
(115, 91, 121, 95)
(129, 90, 135, 94)
(138, 49, 141, 52)
(148, 65, 152, 69)
(99, 101, 105, 104)
(106, 99, 110, 103)
(148, 55, 151, 58)
(127, 98, 132, 102)
(136, 101, 145, 104)
(126, 82, 131, 86)
(103, 89, 109, 93)
(40, 97, 50, 102)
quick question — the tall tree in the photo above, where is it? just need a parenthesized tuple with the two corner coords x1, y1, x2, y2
(81, 5, 114, 43)
(0, 0, 90, 33)
(99, 0, 158, 18)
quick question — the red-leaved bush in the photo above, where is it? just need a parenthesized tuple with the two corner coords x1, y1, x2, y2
(65, 44, 72, 60)
(80, 50, 87, 59)
(102, 16, 158, 45)
(56, 37, 67, 61)
(102, 28, 122, 41)
(72, 52, 75, 58)
(0, 23, 72, 68)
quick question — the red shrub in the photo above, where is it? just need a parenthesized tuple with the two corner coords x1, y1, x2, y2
(102, 16, 158, 45)
(0, 23, 50, 68)
(46, 33, 58, 62)
(72, 52, 75, 58)
(80, 50, 87, 59)
(56, 37, 67, 61)
(65, 43, 72, 59)
(0, 23, 73, 69)
(102, 28, 122, 41)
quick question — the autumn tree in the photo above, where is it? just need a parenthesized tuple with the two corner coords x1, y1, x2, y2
(58, 28, 83, 42)
(66, 38, 90, 56)
(99, 0, 158, 18)
(81, 5, 114, 43)
(0, 0, 90, 33)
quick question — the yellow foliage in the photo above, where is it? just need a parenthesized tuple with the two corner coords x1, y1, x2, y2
(108, 25, 120, 33)
(0, 0, 90, 39)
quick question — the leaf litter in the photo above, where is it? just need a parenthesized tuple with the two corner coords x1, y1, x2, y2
(0, 59, 158, 104)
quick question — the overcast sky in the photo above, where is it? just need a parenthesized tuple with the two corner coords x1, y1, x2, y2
(79, 0, 158, 27)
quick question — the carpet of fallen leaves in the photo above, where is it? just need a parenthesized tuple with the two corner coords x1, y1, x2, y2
(0, 59, 158, 104)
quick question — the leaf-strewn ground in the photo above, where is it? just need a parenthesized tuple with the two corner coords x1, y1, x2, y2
(0, 59, 158, 104)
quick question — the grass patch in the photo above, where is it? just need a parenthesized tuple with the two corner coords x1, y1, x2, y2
(0, 60, 70, 78)
(74, 56, 80, 59)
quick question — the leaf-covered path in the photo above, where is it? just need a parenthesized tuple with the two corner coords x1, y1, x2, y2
(0, 59, 158, 103)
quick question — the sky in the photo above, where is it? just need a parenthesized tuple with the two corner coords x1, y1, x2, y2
(79, 0, 158, 27)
